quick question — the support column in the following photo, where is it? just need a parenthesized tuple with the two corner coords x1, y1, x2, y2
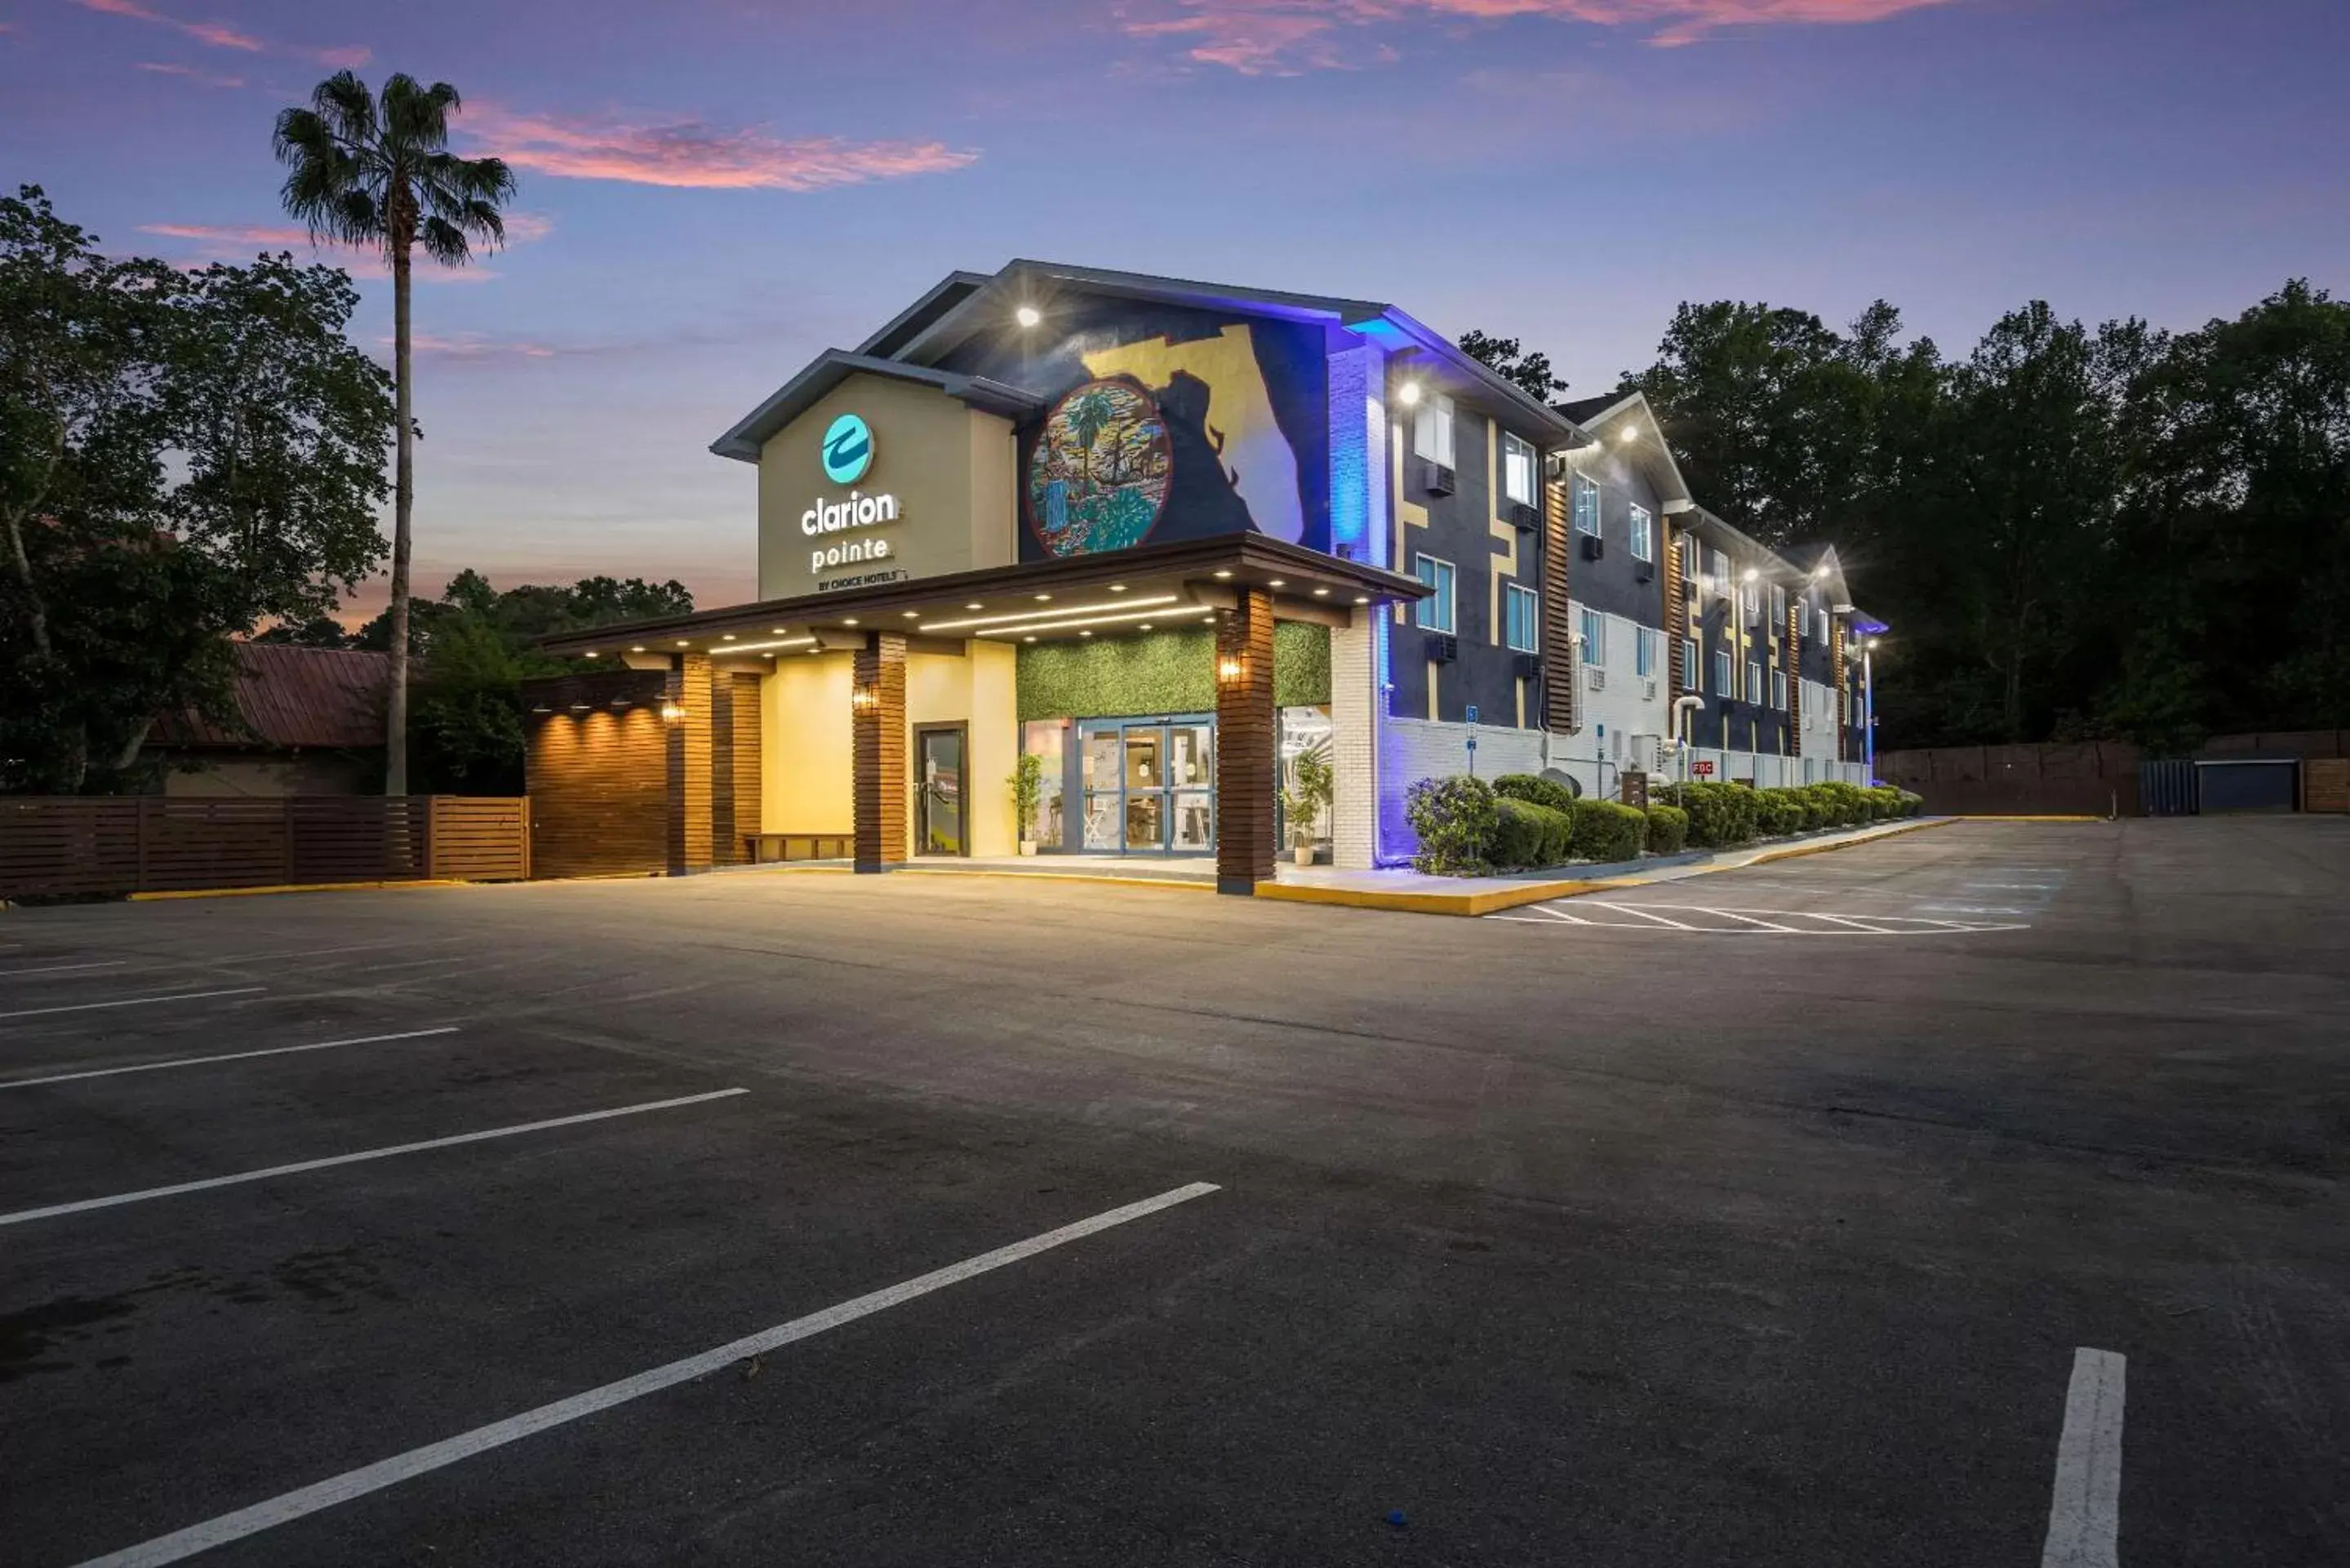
(1329, 610, 1377, 870)
(1215, 589, 1277, 895)
(852, 633, 907, 873)
(665, 654, 713, 876)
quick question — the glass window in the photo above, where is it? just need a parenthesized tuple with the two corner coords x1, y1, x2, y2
(1713, 648, 1732, 696)
(1770, 669, 1788, 710)
(1504, 583, 1539, 653)
(1629, 504, 1653, 562)
(1748, 658, 1764, 700)
(1741, 580, 1758, 618)
(1572, 475, 1601, 535)
(1681, 637, 1700, 689)
(1770, 582, 1787, 623)
(1636, 626, 1659, 678)
(1414, 554, 1455, 634)
(1502, 433, 1537, 506)
(1681, 536, 1704, 586)
(1578, 606, 1605, 665)
(1413, 393, 1455, 467)
(1818, 607, 1830, 645)
(1020, 721, 1066, 846)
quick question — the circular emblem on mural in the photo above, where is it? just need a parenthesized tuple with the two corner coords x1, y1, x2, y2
(1025, 379, 1174, 557)
(821, 412, 874, 486)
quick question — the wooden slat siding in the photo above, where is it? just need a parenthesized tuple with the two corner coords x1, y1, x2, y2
(1785, 598, 1802, 749)
(752, 832, 852, 862)
(709, 672, 738, 867)
(1662, 526, 1685, 717)
(1215, 589, 1277, 894)
(522, 669, 669, 879)
(2303, 757, 2350, 813)
(667, 655, 715, 875)
(853, 634, 908, 872)
(1830, 615, 1848, 760)
(731, 674, 762, 856)
(1540, 472, 1575, 732)
(0, 798, 142, 896)
(427, 797, 531, 880)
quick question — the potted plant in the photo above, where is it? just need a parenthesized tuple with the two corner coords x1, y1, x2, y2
(1009, 752, 1043, 856)
(1281, 749, 1335, 867)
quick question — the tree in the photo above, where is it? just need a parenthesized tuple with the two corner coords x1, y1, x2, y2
(1458, 329, 1567, 402)
(2, 186, 392, 792)
(274, 71, 517, 795)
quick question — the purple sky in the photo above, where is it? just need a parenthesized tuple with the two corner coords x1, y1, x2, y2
(5, 0, 2343, 618)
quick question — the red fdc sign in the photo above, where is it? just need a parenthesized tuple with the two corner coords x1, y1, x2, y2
(1693, 761, 1716, 777)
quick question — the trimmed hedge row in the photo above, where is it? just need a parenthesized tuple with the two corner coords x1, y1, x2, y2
(1408, 773, 1922, 873)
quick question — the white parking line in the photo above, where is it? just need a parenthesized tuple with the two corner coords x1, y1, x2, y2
(69, 1180, 1221, 1568)
(0, 1027, 461, 1091)
(2042, 1347, 2126, 1567)
(0, 1088, 749, 1228)
(1584, 902, 1702, 930)
(0, 986, 265, 1021)
(0, 960, 130, 979)
(1697, 908, 1800, 932)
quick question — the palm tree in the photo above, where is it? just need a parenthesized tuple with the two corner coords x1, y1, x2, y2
(273, 72, 515, 794)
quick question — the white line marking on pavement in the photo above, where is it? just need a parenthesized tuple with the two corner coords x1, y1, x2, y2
(1695, 908, 1800, 932)
(0, 1088, 748, 1228)
(1800, 911, 1899, 933)
(69, 1180, 1221, 1568)
(1584, 902, 1701, 930)
(0, 1028, 461, 1091)
(0, 986, 264, 1021)
(2042, 1347, 2126, 1568)
(0, 960, 130, 979)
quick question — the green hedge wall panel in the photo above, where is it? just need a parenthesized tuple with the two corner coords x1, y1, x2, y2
(1017, 623, 1330, 721)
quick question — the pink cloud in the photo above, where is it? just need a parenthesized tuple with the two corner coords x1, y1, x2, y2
(397, 332, 558, 359)
(460, 105, 980, 191)
(135, 60, 246, 87)
(74, 0, 367, 68)
(1122, 0, 1955, 70)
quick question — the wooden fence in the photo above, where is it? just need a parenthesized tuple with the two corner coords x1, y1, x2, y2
(1877, 743, 2141, 817)
(0, 796, 530, 899)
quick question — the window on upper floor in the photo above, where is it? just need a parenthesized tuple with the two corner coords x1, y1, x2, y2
(1713, 647, 1733, 696)
(1681, 535, 1704, 587)
(1681, 637, 1700, 691)
(1740, 578, 1759, 618)
(1636, 625, 1659, 678)
(1770, 669, 1788, 710)
(1571, 474, 1601, 535)
(1504, 583, 1539, 653)
(1578, 605, 1606, 664)
(1413, 554, 1455, 633)
(1412, 393, 1456, 468)
(1817, 606, 1831, 646)
(1748, 658, 1764, 701)
(1502, 433, 1537, 507)
(1629, 504, 1654, 562)
(1770, 582, 1786, 624)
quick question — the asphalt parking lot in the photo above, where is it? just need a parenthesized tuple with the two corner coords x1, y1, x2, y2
(4, 817, 2346, 1566)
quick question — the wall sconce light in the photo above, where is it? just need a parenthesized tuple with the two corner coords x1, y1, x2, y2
(530, 703, 552, 714)
(610, 697, 632, 709)
(659, 701, 686, 723)
(569, 702, 592, 713)
(1397, 380, 1422, 407)
(850, 682, 880, 713)
(1216, 653, 1246, 686)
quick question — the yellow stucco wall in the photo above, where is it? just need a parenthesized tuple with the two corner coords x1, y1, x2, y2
(904, 642, 1019, 857)
(757, 374, 1019, 600)
(760, 653, 853, 834)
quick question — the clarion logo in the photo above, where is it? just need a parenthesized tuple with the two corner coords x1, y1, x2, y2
(820, 413, 873, 485)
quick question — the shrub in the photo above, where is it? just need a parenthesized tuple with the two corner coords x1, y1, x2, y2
(1570, 797, 1647, 864)
(1895, 788, 1923, 818)
(1644, 803, 1689, 855)
(1493, 773, 1577, 811)
(1486, 797, 1570, 868)
(1804, 780, 1870, 828)
(1406, 775, 1497, 876)
(1675, 780, 1758, 846)
(1754, 788, 1809, 837)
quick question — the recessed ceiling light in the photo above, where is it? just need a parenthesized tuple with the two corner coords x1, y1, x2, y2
(771, 626, 789, 634)
(674, 640, 690, 647)
(1139, 623, 1153, 632)
(721, 633, 735, 641)
(1078, 629, 1091, 637)
(584, 651, 600, 659)
(965, 601, 983, 611)
(901, 611, 919, 619)
(1212, 569, 1233, 580)
(630, 644, 645, 652)
(842, 617, 860, 626)
(1022, 635, 1037, 643)
(1108, 584, 1127, 593)
(763, 652, 775, 659)
(1034, 593, 1052, 602)
(1312, 587, 1330, 597)
(1353, 596, 1370, 605)
(1268, 579, 1286, 589)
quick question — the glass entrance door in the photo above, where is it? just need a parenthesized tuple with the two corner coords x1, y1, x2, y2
(1077, 715, 1214, 854)
(915, 726, 965, 855)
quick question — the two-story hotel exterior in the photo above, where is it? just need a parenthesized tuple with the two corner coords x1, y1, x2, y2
(526, 261, 1876, 891)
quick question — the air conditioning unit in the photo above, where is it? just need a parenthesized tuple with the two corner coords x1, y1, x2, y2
(1505, 500, 1540, 532)
(1579, 534, 1606, 561)
(1633, 560, 1655, 583)
(1426, 631, 1458, 663)
(1420, 462, 1455, 496)
(1585, 666, 1606, 691)
(1643, 679, 1659, 701)
(1514, 651, 1542, 678)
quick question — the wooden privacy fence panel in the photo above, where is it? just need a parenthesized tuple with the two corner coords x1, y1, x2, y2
(1878, 743, 2140, 816)
(2303, 757, 2350, 814)
(0, 797, 528, 899)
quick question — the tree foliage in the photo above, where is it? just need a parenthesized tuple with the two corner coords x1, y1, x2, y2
(1458, 329, 1569, 402)
(1, 186, 392, 793)
(1623, 282, 2350, 750)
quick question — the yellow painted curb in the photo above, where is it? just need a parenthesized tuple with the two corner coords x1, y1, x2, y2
(1255, 877, 1612, 917)
(128, 879, 469, 902)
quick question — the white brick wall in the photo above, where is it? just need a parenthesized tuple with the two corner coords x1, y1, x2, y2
(1330, 614, 1378, 869)
(1376, 716, 1549, 864)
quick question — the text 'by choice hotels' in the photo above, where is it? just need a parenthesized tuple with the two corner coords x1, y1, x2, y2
(804, 489, 900, 575)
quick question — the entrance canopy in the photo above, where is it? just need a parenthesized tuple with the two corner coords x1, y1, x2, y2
(535, 534, 1427, 668)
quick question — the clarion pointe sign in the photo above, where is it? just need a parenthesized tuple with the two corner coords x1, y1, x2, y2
(805, 411, 904, 588)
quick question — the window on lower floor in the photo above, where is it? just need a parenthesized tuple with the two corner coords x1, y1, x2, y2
(1748, 658, 1764, 701)
(1578, 605, 1605, 664)
(1504, 582, 1539, 653)
(1635, 625, 1659, 677)
(1681, 637, 1700, 690)
(1713, 647, 1732, 696)
(1770, 669, 1788, 710)
(1414, 554, 1455, 633)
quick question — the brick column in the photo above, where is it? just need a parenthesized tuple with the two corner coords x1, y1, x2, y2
(1215, 589, 1276, 895)
(852, 633, 907, 873)
(664, 654, 714, 876)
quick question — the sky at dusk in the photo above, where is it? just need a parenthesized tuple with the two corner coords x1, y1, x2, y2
(4, 0, 2344, 619)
